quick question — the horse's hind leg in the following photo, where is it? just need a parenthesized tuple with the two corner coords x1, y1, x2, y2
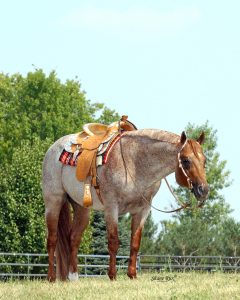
(45, 195, 66, 282)
(68, 200, 90, 281)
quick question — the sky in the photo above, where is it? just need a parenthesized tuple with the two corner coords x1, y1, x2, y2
(0, 0, 239, 222)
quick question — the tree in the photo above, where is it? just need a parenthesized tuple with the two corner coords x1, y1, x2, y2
(91, 211, 108, 256)
(96, 106, 120, 124)
(156, 122, 233, 256)
(0, 69, 116, 163)
(0, 69, 119, 258)
(0, 138, 49, 254)
(220, 218, 240, 256)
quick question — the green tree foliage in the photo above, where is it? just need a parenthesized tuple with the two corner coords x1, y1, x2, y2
(0, 69, 113, 163)
(155, 122, 238, 256)
(0, 70, 119, 258)
(96, 106, 120, 124)
(220, 218, 240, 256)
(91, 211, 108, 256)
(0, 138, 49, 253)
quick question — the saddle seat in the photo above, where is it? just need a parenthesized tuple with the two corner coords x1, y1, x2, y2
(83, 123, 108, 136)
(74, 116, 137, 207)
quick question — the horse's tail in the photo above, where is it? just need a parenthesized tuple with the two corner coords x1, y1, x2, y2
(56, 200, 72, 280)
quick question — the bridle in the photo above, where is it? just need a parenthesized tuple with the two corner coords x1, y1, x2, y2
(177, 139, 193, 190)
(177, 140, 206, 208)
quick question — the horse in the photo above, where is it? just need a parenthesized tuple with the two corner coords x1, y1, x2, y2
(42, 129, 209, 282)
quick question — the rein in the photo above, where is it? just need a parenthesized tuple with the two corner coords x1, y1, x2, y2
(118, 128, 192, 213)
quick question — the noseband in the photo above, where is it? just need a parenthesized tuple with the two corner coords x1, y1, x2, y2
(177, 139, 193, 190)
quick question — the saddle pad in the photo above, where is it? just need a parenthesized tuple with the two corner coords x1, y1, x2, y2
(59, 150, 80, 166)
(102, 133, 125, 164)
(59, 133, 123, 167)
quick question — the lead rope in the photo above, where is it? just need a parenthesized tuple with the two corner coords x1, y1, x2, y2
(118, 124, 191, 213)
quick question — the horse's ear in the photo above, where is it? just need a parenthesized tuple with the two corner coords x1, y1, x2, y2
(197, 132, 205, 145)
(180, 131, 187, 145)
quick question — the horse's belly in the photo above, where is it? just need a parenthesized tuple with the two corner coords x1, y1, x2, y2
(117, 197, 149, 215)
(62, 166, 104, 211)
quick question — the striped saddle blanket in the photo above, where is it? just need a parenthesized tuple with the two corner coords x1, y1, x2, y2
(59, 133, 123, 167)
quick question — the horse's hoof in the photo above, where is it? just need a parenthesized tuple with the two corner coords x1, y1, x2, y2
(47, 274, 56, 283)
(108, 273, 117, 281)
(68, 272, 79, 281)
(127, 273, 137, 279)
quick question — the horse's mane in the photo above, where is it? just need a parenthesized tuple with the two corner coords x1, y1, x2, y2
(125, 129, 180, 145)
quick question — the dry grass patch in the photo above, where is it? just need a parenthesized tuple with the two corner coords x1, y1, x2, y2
(0, 272, 239, 300)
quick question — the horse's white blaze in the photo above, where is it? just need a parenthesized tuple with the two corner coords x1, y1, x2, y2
(68, 272, 79, 281)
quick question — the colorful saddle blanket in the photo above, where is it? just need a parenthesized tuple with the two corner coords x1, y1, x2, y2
(59, 132, 122, 167)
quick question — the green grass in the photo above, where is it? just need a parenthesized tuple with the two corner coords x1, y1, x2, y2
(0, 272, 240, 300)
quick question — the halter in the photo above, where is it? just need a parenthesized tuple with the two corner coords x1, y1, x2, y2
(177, 139, 193, 190)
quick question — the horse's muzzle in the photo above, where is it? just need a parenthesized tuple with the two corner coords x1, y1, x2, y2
(192, 183, 209, 202)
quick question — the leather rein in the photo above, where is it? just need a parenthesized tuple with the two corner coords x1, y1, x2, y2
(118, 129, 195, 214)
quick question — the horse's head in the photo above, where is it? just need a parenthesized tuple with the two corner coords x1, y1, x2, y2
(175, 131, 209, 204)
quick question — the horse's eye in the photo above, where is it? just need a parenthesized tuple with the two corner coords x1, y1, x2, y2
(182, 158, 191, 169)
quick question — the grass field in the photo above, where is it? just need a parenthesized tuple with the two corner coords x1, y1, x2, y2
(0, 272, 239, 300)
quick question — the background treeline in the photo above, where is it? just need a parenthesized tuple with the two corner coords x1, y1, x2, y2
(0, 70, 239, 264)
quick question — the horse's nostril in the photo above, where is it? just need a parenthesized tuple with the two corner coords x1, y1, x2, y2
(193, 183, 209, 200)
(197, 184, 205, 196)
(197, 184, 209, 198)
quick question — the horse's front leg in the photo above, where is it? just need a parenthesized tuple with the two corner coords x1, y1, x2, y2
(128, 211, 149, 279)
(105, 211, 119, 280)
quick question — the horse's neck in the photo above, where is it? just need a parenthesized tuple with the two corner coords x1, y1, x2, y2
(123, 131, 179, 186)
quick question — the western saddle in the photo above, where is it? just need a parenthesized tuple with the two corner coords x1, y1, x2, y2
(75, 116, 137, 207)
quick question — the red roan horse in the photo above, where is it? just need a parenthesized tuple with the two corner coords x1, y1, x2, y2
(42, 129, 208, 281)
